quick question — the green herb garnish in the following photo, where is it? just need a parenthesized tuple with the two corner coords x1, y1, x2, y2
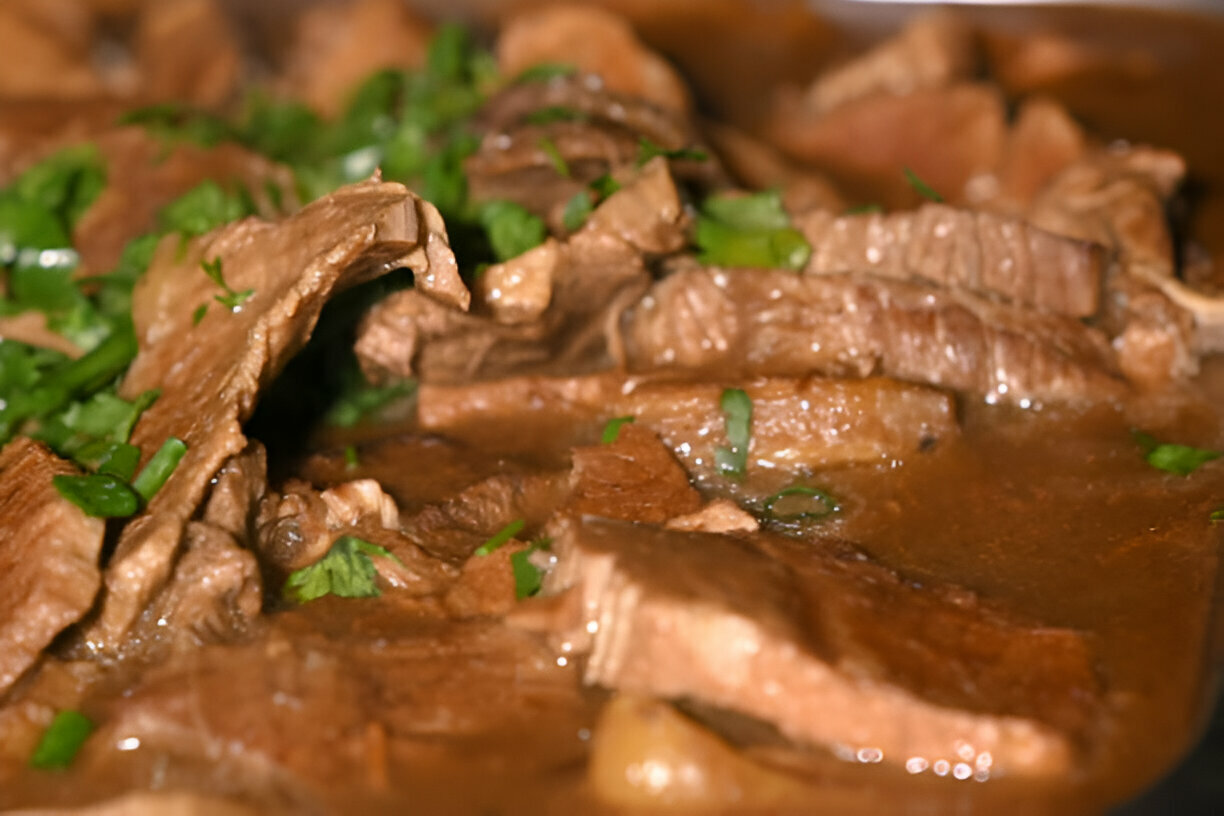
(515, 63, 577, 84)
(474, 518, 526, 556)
(903, 167, 944, 203)
(1133, 431, 1221, 476)
(637, 137, 708, 166)
(714, 388, 752, 480)
(130, 436, 187, 503)
(763, 485, 839, 522)
(159, 180, 255, 238)
(344, 445, 360, 469)
(479, 200, 547, 262)
(562, 190, 594, 231)
(695, 190, 811, 271)
(30, 710, 93, 770)
(524, 106, 590, 125)
(1210, 507, 1224, 524)
(283, 535, 402, 603)
(511, 538, 551, 599)
(601, 415, 635, 444)
(538, 137, 571, 177)
(200, 257, 254, 312)
(51, 472, 140, 518)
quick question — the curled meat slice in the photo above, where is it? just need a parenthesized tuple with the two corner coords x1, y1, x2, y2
(541, 517, 1100, 779)
(0, 438, 105, 695)
(85, 180, 459, 653)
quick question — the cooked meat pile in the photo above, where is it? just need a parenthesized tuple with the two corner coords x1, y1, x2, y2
(2, 2, 1223, 814)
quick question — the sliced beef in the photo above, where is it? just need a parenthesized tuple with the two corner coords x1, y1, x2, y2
(797, 202, 1103, 318)
(0, 438, 105, 695)
(620, 265, 1126, 406)
(1028, 145, 1184, 277)
(418, 374, 958, 480)
(541, 516, 1100, 779)
(74, 127, 299, 276)
(134, 0, 241, 108)
(981, 96, 1089, 212)
(800, 11, 977, 115)
(88, 610, 595, 813)
(766, 83, 1007, 208)
(85, 180, 460, 653)
(496, 5, 693, 114)
(278, 0, 432, 117)
(566, 423, 702, 525)
(357, 227, 650, 385)
(465, 73, 719, 230)
(402, 469, 570, 565)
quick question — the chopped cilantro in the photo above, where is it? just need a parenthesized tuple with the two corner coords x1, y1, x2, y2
(479, 200, 547, 262)
(763, 485, 839, 522)
(200, 257, 254, 312)
(1211, 507, 1224, 524)
(283, 535, 402, 603)
(562, 190, 594, 231)
(600, 415, 635, 444)
(515, 63, 577, 84)
(1133, 431, 1221, 476)
(12, 144, 106, 230)
(119, 103, 234, 148)
(52, 472, 140, 518)
(538, 137, 570, 177)
(324, 375, 417, 428)
(130, 436, 187, 503)
(159, 180, 255, 238)
(903, 167, 944, 203)
(714, 388, 752, 480)
(695, 190, 811, 271)
(474, 519, 526, 556)
(191, 303, 208, 324)
(30, 710, 93, 770)
(524, 106, 591, 125)
(589, 174, 621, 199)
(344, 445, 360, 469)
(511, 538, 551, 599)
(637, 137, 708, 166)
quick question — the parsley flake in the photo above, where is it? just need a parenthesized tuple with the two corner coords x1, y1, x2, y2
(30, 710, 93, 770)
(695, 190, 811, 271)
(200, 257, 253, 312)
(511, 538, 551, 599)
(1133, 431, 1221, 476)
(903, 167, 944, 203)
(600, 415, 635, 444)
(479, 200, 547, 262)
(283, 535, 402, 603)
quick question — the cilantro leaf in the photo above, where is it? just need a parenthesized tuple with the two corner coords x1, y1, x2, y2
(30, 710, 93, 770)
(600, 415, 635, 444)
(283, 535, 402, 603)
(637, 137, 708, 166)
(1133, 431, 1221, 476)
(695, 190, 811, 271)
(903, 167, 944, 203)
(479, 200, 547, 262)
(159, 180, 255, 238)
(200, 257, 253, 312)
(510, 538, 551, 600)
(715, 387, 752, 480)
(561, 190, 594, 232)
